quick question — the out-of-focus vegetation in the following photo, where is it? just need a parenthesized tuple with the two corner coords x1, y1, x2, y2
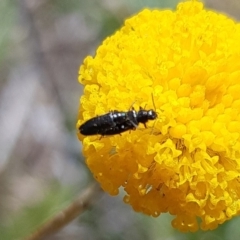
(0, 0, 240, 239)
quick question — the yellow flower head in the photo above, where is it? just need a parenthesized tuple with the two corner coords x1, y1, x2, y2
(77, 1, 240, 232)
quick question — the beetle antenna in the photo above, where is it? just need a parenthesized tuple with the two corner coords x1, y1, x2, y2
(151, 93, 158, 135)
(129, 100, 136, 110)
(151, 93, 156, 111)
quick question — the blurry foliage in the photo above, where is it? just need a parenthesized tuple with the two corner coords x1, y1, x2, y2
(0, 1, 17, 81)
(0, 183, 73, 240)
(124, 0, 180, 11)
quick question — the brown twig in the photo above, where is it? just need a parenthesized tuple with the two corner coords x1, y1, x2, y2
(25, 183, 103, 240)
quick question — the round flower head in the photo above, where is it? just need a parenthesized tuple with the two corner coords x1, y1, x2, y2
(77, 0, 240, 232)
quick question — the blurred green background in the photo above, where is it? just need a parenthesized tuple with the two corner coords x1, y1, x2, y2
(0, 0, 240, 239)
